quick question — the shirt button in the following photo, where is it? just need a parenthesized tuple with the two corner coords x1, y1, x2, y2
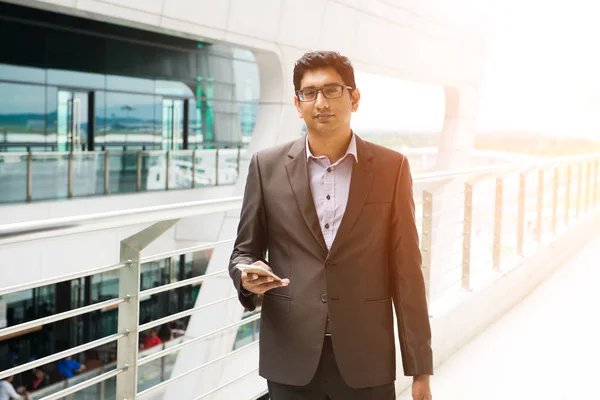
(324, 223, 330, 229)
(327, 167, 331, 172)
(321, 293, 328, 303)
(326, 194, 331, 200)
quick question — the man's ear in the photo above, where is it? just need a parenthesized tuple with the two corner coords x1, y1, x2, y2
(351, 88, 361, 112)
(293, 95, 303, 118)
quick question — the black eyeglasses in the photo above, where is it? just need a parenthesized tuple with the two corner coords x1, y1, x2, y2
(296, 84, 352, 102)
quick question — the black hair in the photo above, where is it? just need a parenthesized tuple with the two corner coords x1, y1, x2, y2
(293, 51, 356, 92)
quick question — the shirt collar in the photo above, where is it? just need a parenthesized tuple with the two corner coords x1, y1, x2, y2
(305, 131, 358, 164)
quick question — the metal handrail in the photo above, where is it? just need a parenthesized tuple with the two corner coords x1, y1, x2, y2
(0, 197, 243, 245)
(0, 332, 127, 381)
(0, 261, 129, 296)
(139, 269, 229, 298)
(0, 297, 127, 340)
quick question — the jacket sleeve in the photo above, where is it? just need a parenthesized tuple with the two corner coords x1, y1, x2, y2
(229, 152, 268, 311)
(390, 155, 434, 376)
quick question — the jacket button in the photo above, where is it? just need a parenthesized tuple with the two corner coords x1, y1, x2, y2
(321, 293, 328, 303)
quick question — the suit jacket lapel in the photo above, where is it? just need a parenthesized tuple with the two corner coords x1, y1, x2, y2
(328, 136, 374, 259)
(285, 137, 328, 254)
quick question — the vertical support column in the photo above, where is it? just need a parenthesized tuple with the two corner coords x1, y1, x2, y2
(215, 149, 220, 186)
(237, 146, 242, 176)
(565, 165, 571, 225)
(536, 169, 544, 242)
(192, 150, 197, 189)
(421, 191, 433, 302)
(26, 152, 32, 203)
(493, 178, 503, 271)
(576, 163, 582, 218)
(462, 183, 473, 291)
(517, 173, 526, 256)
(136, 151, 142, 192)
(552, 168, 559, 234)
(104, 151, 109, 195)
(68, 152, 74, 199)
(166, 151, 171, 190)
(116, 248, 140, 400)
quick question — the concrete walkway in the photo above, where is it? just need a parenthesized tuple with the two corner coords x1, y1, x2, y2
(399, 234, 600, 400)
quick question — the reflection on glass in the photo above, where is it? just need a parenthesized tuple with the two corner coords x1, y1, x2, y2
(161, 99, 184, 150)
(0, 83, 46, 152)
(72, 153, 106, 197)
(107, 152, 138, 194)
(105, 93, 159, 151)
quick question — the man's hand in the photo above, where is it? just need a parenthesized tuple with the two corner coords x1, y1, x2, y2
(412, 374, 432, 400)
(241, 261, 290, 295)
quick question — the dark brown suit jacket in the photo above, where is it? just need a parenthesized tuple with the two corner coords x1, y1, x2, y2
(229, 134, 433, 389)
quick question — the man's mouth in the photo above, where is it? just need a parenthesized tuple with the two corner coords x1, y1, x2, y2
(315, 114, 333, 121)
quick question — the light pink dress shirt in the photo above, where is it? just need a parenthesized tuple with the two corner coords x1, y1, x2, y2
(306, 133, 358, 250)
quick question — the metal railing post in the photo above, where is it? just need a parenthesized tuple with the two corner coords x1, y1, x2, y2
(161, 343, 166, 382)
(166, 151, 171, 190)
(192, 150, 197, 189)
(536, 169, 544, 242)
(565, 165, 571, 225)
(116, 220, 180, 400)
(68, 152, 74, 199)
(462, 183, 473, 291)
(104, 151, 109, 195)
(100, 365, 106, 400)
(493, 177, 503, 270)
(27, 152, 32, 202)
(116, 257, 139, 400)
(137, 151, 142, 192)
(552, 168, 559, 234)
(421, 191, 433, 302)
(576, 163, 582, 218)
(517, 173, 525, 256)
(215, 149, 220, 186)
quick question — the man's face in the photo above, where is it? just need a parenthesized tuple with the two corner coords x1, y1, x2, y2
(294, 67, 360, 135)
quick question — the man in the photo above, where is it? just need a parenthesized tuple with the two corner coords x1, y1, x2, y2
(229, 50, 433, 399)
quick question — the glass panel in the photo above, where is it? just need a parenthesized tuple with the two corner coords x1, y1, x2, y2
(94, 91, 107, 149)
(73, 91, 89, 151)
(188, 99, 203, 148)
(193, 149, 217, 186)
(169, 151, 194, 190)
(0, 153, 28, 203)
(155, 80, 194, 97)
(31, 153, 69, 201)
(57, 90, 71, 152)
(143, 152, 167, 191)
(0, 82, 46, 152)
(217, 148, 240, 185)
(72, 152, 105, 198)
(173, 100, 184, 150)
(107, 151, 138, 194)
(104, 93, 158, 151)
(162, 99, 173, 150)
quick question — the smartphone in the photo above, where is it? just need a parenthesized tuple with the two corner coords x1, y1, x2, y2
(236, 263, 282, 281)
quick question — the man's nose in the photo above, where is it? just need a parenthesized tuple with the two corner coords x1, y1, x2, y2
(314, 91, 329, 108)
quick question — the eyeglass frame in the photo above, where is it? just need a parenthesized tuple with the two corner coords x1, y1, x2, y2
(295, 83, 353, 102)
